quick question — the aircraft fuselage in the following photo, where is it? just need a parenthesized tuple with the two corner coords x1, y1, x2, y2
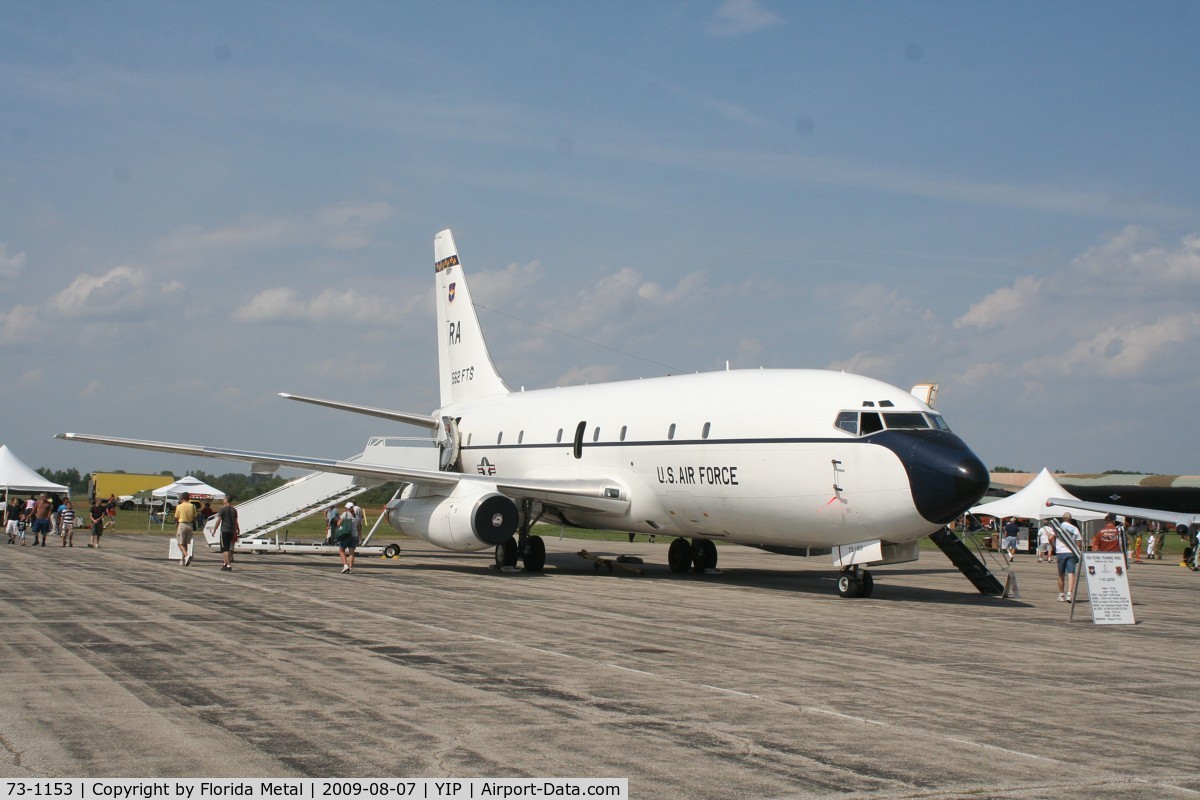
(442, 368, 987, 549)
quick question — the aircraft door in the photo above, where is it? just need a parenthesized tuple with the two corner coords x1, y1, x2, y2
(439, 416, 461, 472)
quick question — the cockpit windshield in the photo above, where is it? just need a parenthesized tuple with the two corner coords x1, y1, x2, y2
(834, 410, 951, 436)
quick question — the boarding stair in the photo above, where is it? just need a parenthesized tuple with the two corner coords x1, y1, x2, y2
(929, 526, 1005, 595)
(235, 471, 366, 538)
(203, 436, 440, 542)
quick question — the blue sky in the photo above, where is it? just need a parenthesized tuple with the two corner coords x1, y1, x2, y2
(2, 0, 1198, 477)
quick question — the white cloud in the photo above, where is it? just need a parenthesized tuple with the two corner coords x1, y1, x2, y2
(1064, 225, 1200, 296)
(467, 260, 546, 307)
(0, 304, 39, 345)
(157, 202, 395, 254)
(0, 243, 26, 279)
(1020, 313, 1200, 380)
(231, 287, 298, 323)
(954, 276, 1042, 330)
(51, 266, 166, 318)
(231, 285, 410, 325)
(706, 0, 785, 37)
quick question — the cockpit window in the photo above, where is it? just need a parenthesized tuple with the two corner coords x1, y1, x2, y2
(882, 412, 931, 429)
(837, 410, 948, 435)
(835, 411, 859, 435)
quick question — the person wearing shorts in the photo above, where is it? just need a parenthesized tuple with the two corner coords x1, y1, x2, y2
(5, 498, 23, 544)
(336, 502, 359, 574)
(1037, 522, 1052, 562)
(174, 491, 196, 566)
(58, 498, 76, 547)
(1002, 518, 1019, 562)
(217, 495, 239, 571)
(30, 494, 52, 546)
(88, 500, 105, 547)
(1052, 512, 1083, 602)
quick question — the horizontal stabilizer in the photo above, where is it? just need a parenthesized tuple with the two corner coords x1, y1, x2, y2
(278, 393, 440, 429)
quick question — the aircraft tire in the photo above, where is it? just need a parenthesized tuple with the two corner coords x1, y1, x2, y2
(691, 539, 717, 572)
(383, 543, 402, 559)
(668, 538, 692, 573)
(860, 571, 874, 597)
(522, 535, 546, 572)
(495, 537, 518, 568)
(837, 572, 862, 598)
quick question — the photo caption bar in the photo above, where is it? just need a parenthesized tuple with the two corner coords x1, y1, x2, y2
(2, 780, 628, 800)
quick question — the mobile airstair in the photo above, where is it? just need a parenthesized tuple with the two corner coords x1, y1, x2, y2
(929, 526, 1006, 595)
(196, 436, 439, 559)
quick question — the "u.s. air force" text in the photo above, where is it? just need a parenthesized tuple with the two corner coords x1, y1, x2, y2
(656, 466, 739, 485)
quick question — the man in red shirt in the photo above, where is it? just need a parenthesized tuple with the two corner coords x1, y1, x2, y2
(1091, 513, 1124, 552)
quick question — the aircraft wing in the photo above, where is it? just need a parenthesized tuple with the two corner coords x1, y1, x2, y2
(56, 432, 628, 515)
(1047, 496, 1199, 531)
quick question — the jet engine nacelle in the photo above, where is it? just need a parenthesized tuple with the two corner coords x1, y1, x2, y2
(386, 485, 519, 552)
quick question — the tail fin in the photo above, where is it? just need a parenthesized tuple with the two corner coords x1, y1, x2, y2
(434, 229, 510, 407)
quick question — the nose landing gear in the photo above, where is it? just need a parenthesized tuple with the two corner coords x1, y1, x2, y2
(837, 566, 874, 598)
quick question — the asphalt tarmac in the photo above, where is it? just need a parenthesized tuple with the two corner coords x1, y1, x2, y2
(1, 532, 1197, 799)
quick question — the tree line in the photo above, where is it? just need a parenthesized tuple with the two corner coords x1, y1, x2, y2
(34, 466, 401, 506)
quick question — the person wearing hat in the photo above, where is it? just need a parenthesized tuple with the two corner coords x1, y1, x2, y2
(1051, 512, 1083, 602)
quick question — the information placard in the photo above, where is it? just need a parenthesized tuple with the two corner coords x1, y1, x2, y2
(1082, 552, 1135, 625)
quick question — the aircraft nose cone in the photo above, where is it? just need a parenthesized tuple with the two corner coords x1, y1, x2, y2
(875, 431, 990, 525)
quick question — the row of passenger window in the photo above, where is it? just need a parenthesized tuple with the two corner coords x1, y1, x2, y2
(466, 421, 715, 447)
(834, 410, 950, 436)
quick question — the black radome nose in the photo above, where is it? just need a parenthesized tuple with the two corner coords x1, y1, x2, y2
(874, 431, 990, 525)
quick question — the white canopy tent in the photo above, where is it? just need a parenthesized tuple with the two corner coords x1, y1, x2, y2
(970, 468, 1107, 523)
(148, 475, 225, 531)
(0, 444, 69, 502)
(152, 475, 226, 502)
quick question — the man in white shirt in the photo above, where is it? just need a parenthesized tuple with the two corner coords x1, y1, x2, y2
(1051, 512, 1083, 602)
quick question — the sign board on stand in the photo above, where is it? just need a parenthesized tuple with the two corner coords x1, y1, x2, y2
(1082, 552, 1135, 625)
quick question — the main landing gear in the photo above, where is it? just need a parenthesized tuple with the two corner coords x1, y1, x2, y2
(494, 500, 546, 573)
(667, 537, 718, 573)
(837, 566, 874, 598)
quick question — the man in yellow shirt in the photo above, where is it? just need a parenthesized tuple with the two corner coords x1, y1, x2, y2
(174, 491, 197, 566)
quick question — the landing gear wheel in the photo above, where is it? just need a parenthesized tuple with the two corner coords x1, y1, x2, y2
(860, 570, 874, 597)
(521, 534, 546, 572)
(383, 543, 402, 559)
(691, 539, 718, 572)
(668, 538, 692, 573)
(837, 572, 862, 598)
(495, 537, 518, 568)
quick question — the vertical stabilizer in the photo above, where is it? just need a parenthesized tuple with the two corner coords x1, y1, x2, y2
(434, 229, 510, 407)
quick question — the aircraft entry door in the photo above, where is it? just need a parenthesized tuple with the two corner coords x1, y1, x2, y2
(439, 416, 461, 472)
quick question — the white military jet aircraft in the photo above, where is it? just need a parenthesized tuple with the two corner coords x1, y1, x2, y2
(60, 229, 990, 596)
